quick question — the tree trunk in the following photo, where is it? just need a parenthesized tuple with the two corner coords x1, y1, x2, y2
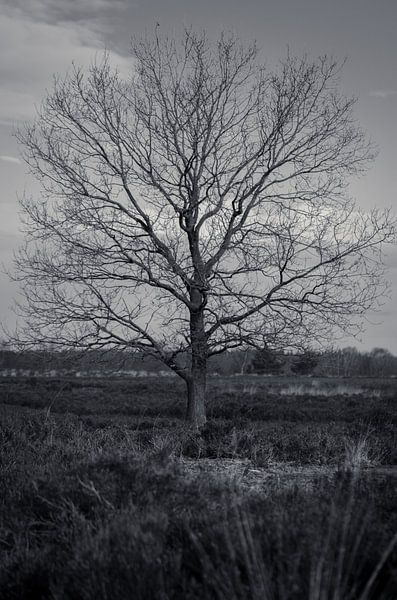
(186, 374, 207, 427)
(186, 303, 207, 427)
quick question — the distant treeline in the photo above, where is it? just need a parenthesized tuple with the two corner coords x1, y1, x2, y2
(210, 346, 397, 377)
(0, 344, 396, 378)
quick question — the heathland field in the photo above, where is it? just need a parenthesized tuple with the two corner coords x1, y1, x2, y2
(0, 375, 396, 599)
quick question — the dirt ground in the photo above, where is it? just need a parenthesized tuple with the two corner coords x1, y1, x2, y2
(179, 458, 397, 494)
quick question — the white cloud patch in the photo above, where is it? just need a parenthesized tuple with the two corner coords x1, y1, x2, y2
(369, 89, 397, 99)
(1, 0, 132, 56)
(0, 155, 21, 164)
(3, 0, 129, 25)
(0, 7, 132, 125)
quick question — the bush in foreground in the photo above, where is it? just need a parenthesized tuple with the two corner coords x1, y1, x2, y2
(1, 448, 396, 600)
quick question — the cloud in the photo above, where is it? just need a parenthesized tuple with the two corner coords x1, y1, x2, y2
(0, 155, 20, 164)
(2, 0, 129, 26)
(0, 5, 132, 125)
(369, 89, 397, 99)
(1, 0, 132, 54)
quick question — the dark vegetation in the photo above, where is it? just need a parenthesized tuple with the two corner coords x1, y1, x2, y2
(2, 345, 397, 378)
(1, 375, 396, 598)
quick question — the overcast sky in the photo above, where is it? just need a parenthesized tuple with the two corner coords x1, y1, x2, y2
(0, 0, 396, 352)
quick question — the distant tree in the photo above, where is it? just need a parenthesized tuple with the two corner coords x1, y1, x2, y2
(248, 346, 284, 375)
(319, 347, 359, 377)
(369, 347, 394, 377)
(291, 350, 318, 375)
(11, 29, 395, 426)
(339, 347, 360, 377)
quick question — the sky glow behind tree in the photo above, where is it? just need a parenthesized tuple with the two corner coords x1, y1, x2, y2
(0, 0, 396, 351)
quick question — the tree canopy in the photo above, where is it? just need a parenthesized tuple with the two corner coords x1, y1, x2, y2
(12, 30, 395, 424)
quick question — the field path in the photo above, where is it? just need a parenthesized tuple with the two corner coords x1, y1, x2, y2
(179, 458, 397, 493)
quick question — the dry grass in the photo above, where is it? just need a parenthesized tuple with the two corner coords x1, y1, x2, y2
(0, 375, 396, 598)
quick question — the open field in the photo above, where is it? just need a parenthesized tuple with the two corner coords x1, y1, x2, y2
(1, 375, 396, 598)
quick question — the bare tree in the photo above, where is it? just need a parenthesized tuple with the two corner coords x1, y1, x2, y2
(12, 30, 394, 425)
